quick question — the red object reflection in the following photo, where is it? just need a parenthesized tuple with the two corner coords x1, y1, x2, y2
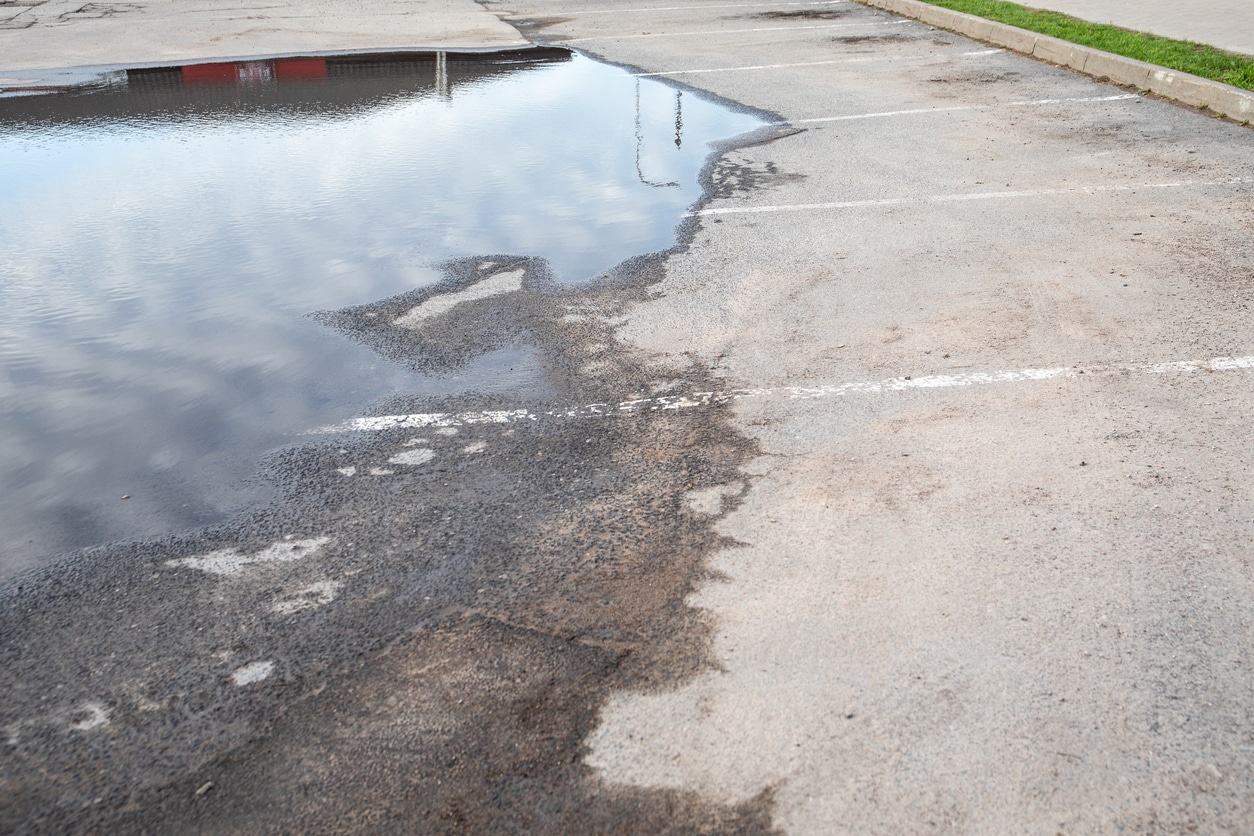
(274, 58, 327, 80)
(181, 63, 237, 84)
(180, 58, 327, 85)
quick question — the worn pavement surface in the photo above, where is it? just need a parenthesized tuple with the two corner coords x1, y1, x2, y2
(3, 0, 1254, 833)
(0, 0, 527, 78)
(502, 0, 1254, 831)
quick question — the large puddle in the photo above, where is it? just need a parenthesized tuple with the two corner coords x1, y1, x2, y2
(0, 50, 767, 577)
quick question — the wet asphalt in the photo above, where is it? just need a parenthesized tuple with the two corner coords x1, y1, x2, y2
(0, 246, 782, 830)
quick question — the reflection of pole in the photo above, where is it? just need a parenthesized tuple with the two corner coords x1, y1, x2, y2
(635, 79, 679, 188)
(674, 90, 683, 148)
(435, 51, 449, 98)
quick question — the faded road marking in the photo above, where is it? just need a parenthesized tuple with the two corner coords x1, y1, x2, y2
(231, 661, 275, 686)
(689, 177, 1254, 216)
(389, 448, 437, 466)
(394, 268, 524, 328)
(69, 702, 110, 731)
(793, 94, 1138, 123)
(1015, 94, 1141, 105)
(271, 581, 342, 615)
(314, 356, 1254, 434)
(166, 537, 330, 576)
(564, 19, 904, 42)
(558, 1, 848, 15)
(632, 49, 999, 76)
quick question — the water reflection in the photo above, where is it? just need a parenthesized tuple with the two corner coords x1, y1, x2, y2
(0, 50, 766, 576)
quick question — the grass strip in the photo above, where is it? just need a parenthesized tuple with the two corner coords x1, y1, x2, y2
(913, 0, 1254, 91)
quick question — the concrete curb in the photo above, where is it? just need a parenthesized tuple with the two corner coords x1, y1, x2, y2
(855, 0, 1254, 120)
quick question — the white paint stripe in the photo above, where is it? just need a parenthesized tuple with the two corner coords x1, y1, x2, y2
(792, 94, 1139, 124)
(231, 661, 275, 686)
(69, 703, 110, 731)
(394, 269, 523, 328)
(631, 49, 998, 76)
(388, 448, 437, 466)
(271, 581, 342, 615)
(797, 105, 977, 122)
(312, 356, 1254, 434)
(564, 19, 903, 42)
(167, 537, 330, 576)
(689, 177, 1254, 216)
(1012, 93, 1140, 105)
(563, 1, 847, 14)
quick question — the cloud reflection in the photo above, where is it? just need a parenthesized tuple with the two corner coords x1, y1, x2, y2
(0, 53, 765, 574)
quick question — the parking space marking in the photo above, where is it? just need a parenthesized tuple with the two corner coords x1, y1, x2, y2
(1015, 94, 1141, 105)
(564, 19, 904, 42)
(395, 269, 524, 329)
(271, 581, 342, 615)
(793, 94, 1138, 123)
(69, 702, 110, 731)
(231, 661, 275, 686)
(315, 356, 1254, 434)
(388, 448, 437, 466)
(690, 177, 1254, 216)
(560, 1, 847, 14)
(166, 537, 330, 576)
(632, 49, 999, 76)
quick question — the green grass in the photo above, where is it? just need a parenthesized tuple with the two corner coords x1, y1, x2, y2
(913, 0, 1254, 92)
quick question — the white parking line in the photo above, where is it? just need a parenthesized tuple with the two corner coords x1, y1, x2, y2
(564, 19, 904, 42)
(632, 49, 999, 76)
(69, 703, 110, 731)
(690, 177, 1254, 216)
(394, 269, 523, 328)
(792, 93, 1138, 123)
(166, 537, 331, 576)
(558, 0, 847, 15)
(313, 355, 1254, 433)
(1014, 94, 1141, 105)
(231, 661, 275, 686)
(798, 105, 978, 122)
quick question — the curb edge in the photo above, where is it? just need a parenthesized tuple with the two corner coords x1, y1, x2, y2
(856, 0, 1254, 120)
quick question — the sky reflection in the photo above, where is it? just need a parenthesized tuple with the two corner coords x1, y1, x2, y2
(0, 51, 766, 576)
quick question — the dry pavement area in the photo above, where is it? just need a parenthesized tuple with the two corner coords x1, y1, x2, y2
(2, 0, 1254, 832)
(1016, 0, 1254, 58)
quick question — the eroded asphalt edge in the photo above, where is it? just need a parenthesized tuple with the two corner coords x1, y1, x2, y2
(487, 0, 1254, 832)
(0, 37, 797, 836)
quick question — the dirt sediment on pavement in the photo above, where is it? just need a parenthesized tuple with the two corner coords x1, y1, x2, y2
(1, 201, 782, 832)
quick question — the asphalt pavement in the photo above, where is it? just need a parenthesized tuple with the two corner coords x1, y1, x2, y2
(3, 0, 1254, 832)
(501, 0, 1254, 831)
(0, 0, 527, 78)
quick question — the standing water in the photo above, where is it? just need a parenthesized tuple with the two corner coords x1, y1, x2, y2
(0, 50, 767, 577)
